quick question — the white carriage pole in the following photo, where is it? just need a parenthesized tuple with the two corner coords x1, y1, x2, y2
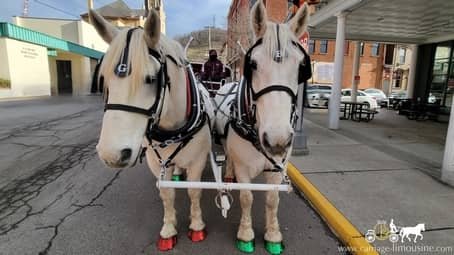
(158, 181, 291, 192)
(184, 36, 194, 58)
(292, 82, 309, 155)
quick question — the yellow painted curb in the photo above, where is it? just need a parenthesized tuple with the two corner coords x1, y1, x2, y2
(288, 163, 378, 255)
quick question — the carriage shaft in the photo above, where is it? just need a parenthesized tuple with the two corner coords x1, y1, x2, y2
(157, 180, 291, 192)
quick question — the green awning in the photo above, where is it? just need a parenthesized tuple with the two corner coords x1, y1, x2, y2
(0, 22, 103, 59)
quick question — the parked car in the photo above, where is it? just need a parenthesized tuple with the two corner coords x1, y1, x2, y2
(363, 88, 388, 107)
(307, 84, 331, 108)
(341, 89, 379, 110)
(388, 91, 408, 109)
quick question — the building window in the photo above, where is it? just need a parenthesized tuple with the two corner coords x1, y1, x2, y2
(371, 43, 380, 56)
(308, 39, 315, 54)
(344, 41, 349, 55)
(360, 42, 365, 56)
(319, 40, 328, 54)
(384, 44, 395, 65)
(399, 48, 406, 64)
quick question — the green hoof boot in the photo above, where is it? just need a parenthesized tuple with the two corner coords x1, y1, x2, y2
(236, 239, 255, 253)
(171, 174, 185, 182)
(264, 240, 285, 255)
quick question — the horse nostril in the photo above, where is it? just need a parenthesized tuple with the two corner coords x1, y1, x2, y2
(120, 148, 132, 162)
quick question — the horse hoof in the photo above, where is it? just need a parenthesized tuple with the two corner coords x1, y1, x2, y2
(223, 176, 236, 183)
(264, 240, 285, 255)
(188, 228, 207, 242)
(171, 174, 185, 182)
(236, 239, 255, 253)
(157, 235, 177, 251)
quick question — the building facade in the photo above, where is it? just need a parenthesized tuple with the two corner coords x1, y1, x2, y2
(0, 21, 103, 99)
(227, 0, 387, 89)
(0, 0, 166, 99)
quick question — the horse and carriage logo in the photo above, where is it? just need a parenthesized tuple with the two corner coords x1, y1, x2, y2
(365, 219, 425, 243)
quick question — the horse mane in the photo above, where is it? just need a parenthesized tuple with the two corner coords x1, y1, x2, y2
(100, 28, 185, 95)
(259, 22, 304, 62)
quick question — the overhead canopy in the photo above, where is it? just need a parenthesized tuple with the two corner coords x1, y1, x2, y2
(308, 0, 454, 44)
(0, 22, 103, 59)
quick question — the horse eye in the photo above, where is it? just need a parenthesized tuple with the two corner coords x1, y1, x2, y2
(250, 60, 257, 70)
(145, 75, 153, 84)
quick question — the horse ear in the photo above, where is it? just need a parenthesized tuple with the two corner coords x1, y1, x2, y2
(88, 9, 119, 44)
(250, 0, 267, 39)
(288, 3, 310, 38)
(144, 9, 161, 48)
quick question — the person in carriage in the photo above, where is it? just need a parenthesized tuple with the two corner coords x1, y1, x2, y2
(202, 49, 225, 82)
(201, 49, 226, 96)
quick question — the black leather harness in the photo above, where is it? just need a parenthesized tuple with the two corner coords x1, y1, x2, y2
(229, 24, 312, 171)
(94, 28, 208, 172)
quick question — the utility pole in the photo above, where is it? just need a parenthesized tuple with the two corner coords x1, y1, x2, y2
(87, 0, 93, 10)
(144, 0, 149, 17)
(22, 0, 29, 16)
(209, 26, 212, 49)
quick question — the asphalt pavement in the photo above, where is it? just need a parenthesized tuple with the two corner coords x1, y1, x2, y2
(0, 96, 341, 255)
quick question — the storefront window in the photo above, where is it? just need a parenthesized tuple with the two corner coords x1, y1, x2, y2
(430, 43, 453, 107)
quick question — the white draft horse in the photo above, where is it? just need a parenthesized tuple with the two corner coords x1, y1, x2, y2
(214, 1, 310, 253)
(90, 9, 214, 251)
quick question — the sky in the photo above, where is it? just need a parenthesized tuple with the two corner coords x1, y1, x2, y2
(0, 0, 231, 38)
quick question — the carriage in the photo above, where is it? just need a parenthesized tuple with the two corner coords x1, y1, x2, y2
(90, 1, 311, 254)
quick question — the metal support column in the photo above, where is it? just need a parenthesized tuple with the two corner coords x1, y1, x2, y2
(442, 95, 454, 186)
(406, 44, 418, 99)
(293, 82, 309, 155)
(351, 41, 361, 103)
(328, 12, 347, 130)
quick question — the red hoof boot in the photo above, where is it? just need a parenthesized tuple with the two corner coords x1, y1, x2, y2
(157, 235, 177, 251)
(223, 176, 236, 183)
(188, 228, 207, 242)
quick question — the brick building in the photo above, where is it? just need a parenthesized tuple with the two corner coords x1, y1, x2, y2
(227, 0, 386, 89)
(309, 40, 385, 89)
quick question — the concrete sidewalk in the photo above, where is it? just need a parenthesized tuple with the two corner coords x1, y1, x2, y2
(291, 109, 454, 254)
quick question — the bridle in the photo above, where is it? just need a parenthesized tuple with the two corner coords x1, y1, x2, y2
(230, 24, 312, 171)
(97, 28, 171, 129)
(93, 28, 207, 173)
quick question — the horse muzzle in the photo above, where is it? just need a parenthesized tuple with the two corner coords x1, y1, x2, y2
(97, 146, 134, 168)
(261, 131, 293, 156)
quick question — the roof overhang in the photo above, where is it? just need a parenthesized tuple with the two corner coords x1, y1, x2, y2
(308, 0, 454, 44)
(0, 22, 103, 59)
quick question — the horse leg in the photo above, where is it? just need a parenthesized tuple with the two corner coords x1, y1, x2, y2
(235, 167, 255, 252)
(264, 172, 284, 254)
(172, 166, 186, 181)
(186, 158, 207, 242)
(157, 167, 179, 251)
(223, 156, 236, 183)
(146, 154, 178, 251)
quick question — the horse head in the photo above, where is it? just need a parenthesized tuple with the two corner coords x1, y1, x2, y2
(247, 0, 310, 159)
(90, 9, 186, 168)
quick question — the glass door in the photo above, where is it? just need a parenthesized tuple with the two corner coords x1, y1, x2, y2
(430, 43, 451, 105)
(446, 51, 454, 108)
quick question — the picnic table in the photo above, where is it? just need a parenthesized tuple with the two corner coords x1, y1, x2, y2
(340, 101, 377, 122)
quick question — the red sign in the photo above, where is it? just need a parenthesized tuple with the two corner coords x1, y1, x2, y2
(299, 31, 310, 52)
(354, 75, 360, 81)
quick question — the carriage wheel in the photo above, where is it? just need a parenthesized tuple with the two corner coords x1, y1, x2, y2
(389, 233, 399, 243)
